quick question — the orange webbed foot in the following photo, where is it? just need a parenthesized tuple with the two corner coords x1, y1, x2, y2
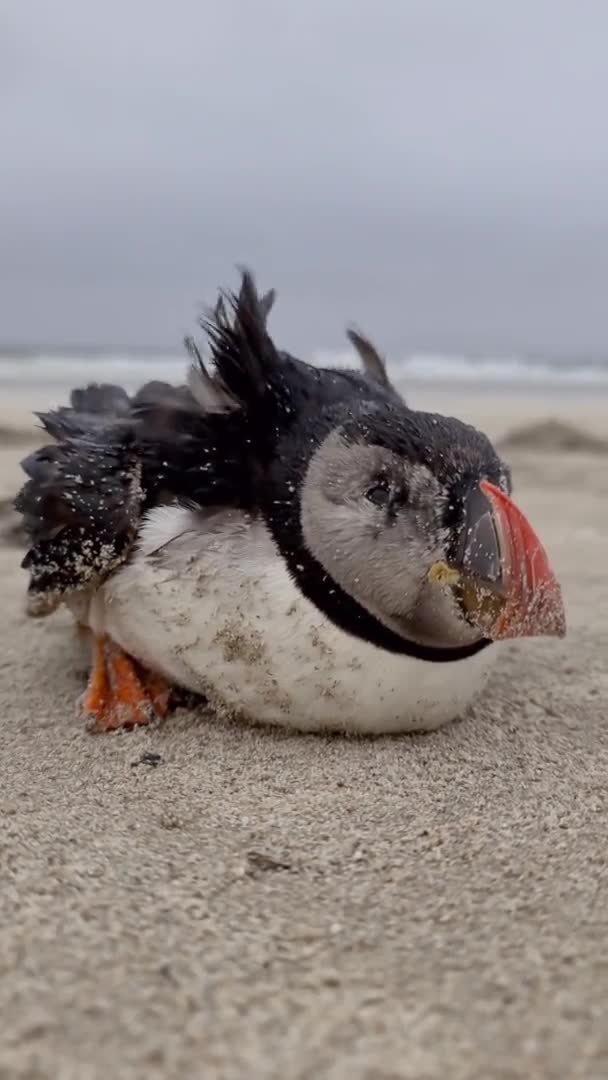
(80, 635, 173, 732)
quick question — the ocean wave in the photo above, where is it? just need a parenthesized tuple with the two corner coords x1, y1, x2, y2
(0, 354, 187, 389)
(1, 350, 608, 388)
(314, 350, 608, 386)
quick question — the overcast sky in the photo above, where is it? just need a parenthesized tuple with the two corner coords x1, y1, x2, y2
(3, 1, 608, 356)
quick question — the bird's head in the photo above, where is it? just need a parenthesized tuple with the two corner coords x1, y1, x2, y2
(286, 402, 566, 659)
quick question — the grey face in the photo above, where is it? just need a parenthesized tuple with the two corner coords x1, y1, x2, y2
(300, 430, 483, 649)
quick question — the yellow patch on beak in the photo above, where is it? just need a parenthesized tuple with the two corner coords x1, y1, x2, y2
(427, 561, 461, 587)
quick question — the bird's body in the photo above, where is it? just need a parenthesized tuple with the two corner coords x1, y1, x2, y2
(15, 273, 565, 735)
(89, 505, 496, 733)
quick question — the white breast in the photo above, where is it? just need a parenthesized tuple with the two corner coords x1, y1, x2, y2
(90, 505, 497, 734)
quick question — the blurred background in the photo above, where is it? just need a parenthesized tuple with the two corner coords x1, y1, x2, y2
(2, 0, 608, 409)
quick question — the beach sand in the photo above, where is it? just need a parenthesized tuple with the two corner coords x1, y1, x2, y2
(1, 386, 607, 1079)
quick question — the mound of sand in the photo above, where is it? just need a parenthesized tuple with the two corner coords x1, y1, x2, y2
(0, 425, 43, 448)
(499, 418, 608, 454)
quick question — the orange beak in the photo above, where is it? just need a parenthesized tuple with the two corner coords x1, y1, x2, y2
(456, 479, 566, 641)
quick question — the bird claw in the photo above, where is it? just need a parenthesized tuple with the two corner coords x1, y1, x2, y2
(79, 635, 172, 732)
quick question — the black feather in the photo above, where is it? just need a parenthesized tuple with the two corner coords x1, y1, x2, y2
(15, 427, 144, 608)
(131, 381, 195, 409)
(346, 328, 392, 390)
(199, 270, 288, 413)
(69, 383, 132, 416)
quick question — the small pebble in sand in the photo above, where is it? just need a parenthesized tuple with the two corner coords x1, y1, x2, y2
(130, 751, 163, 768)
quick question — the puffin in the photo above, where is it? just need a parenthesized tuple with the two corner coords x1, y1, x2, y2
(15, 272, 566, 735)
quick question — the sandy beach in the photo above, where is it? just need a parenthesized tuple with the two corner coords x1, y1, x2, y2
(1, 384, 607, 1079)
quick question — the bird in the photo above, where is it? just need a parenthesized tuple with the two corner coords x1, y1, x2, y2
(14, 271, 566, 735)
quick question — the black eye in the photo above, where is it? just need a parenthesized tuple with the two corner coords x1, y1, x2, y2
(365, 477, 391, 507)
